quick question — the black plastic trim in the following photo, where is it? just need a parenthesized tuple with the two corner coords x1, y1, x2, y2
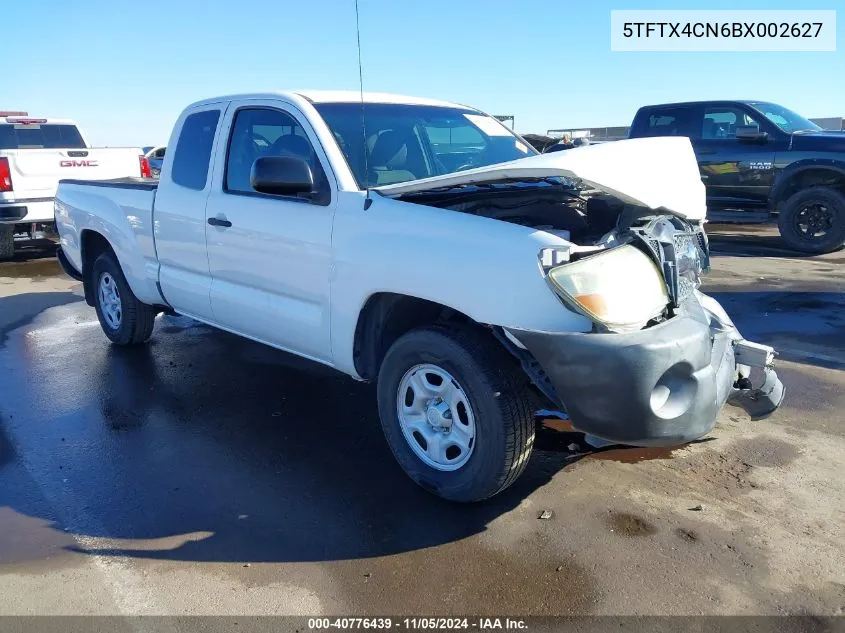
(0, 205, 27, 222)
(56, 247, 83, 281)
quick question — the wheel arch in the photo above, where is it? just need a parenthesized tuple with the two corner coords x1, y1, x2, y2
(771, 161, 845, 209)
(80, 229, 117, 306)
(352, 292, 496, 381)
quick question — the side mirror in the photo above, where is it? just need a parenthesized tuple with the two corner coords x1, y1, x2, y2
(736, 126, 768, 142)
(250, 156, 314, 196)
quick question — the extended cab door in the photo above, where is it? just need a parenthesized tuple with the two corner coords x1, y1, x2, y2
(203, 100, 336, 364)
(153, 104, 227, 320)
(690, 105, 788, 213)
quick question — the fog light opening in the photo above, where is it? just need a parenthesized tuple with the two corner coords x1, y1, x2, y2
(650, 364, 697, 420)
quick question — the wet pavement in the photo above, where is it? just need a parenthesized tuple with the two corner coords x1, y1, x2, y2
(0, 228, 844, 617)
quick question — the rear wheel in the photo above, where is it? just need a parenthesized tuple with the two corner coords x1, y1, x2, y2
(376, 326, 535, 502)
(91, 251, 156, 345)
(778, 187, 845, 254)
(0, 225, 14, 261)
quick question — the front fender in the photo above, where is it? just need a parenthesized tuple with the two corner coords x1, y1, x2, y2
(329, 193, 593, 377)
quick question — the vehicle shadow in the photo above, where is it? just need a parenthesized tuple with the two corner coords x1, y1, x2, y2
(0, 291, 81, 347)
(707, 228, 844, 259)
(0, 315, 684, 565)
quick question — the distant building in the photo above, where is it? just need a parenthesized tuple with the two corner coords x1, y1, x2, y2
(810, 117, 845, 131)
(547, 126, 630, 141)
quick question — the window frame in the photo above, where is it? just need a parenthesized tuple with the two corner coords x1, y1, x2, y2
(222, 105, 332, 207)
(170, 109, 222, 191)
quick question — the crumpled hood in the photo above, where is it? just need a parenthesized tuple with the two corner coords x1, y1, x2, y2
(374, 136, 707, 221)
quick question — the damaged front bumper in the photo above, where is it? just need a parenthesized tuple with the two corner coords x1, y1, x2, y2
(509, 291, 784, 447)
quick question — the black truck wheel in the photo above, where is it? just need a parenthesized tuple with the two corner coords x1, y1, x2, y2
(91, 251, 156, 345)
(778, 187, 845, 254)
(0, 225, 14, 261)
(376, 325, 535, 502)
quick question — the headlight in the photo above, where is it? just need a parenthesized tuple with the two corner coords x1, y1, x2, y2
(673, 231, 708, 304)
(547, 244, 669, 332)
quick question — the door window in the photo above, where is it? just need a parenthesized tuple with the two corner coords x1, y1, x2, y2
(224, 108, 329, 202)
(702, 108, 763, 139)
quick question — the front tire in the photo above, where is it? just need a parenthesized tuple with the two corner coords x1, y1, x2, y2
(0, 225, 14, 261)
(91, 251, 156, 345)
(377, 326, 535, 502)
(777, 187, 845, 254)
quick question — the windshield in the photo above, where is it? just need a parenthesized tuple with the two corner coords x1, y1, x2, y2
(313, 103, 536, 188)
(0, 123, 86, 149)
(747, 102, 822, 134)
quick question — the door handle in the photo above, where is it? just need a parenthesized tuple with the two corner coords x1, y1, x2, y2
(207, 217, 232, 228)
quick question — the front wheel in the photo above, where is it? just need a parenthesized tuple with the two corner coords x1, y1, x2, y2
(376, 326, 535, 502)
(777, 187, 845, 254)
(91, 251, 156, 345)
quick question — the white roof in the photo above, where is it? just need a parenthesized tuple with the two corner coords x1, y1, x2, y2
(295, 90, 471, 109)
(189, 91, 475, 110)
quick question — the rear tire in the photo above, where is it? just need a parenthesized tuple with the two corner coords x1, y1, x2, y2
(376, 325, 535, 502)
(0, 225, 14, 261)
(91, 251, 156, 345)
(777, 187, 845, 254)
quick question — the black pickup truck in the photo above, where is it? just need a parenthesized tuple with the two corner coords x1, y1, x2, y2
(628, 100, 845, 254)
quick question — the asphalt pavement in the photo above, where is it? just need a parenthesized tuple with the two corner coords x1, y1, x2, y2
(0, 228, 843, 618)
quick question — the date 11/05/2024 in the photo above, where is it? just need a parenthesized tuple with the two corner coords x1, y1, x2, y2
(308, 618, 528, 630)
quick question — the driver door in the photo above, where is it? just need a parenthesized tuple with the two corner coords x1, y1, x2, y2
(691, 105, 786, 211)
(204, 100, 337, 364)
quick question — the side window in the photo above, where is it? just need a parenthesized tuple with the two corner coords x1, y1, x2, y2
(702, 108, 762, 139)
(154, 148, 166, 159)
(641, 108, 697, 138)
(171, 110, 220, 190)
(225, 108, 328, 200)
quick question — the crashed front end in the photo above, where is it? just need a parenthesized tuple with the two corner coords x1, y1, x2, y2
(381, 136, 784, 446)
(510, 213, 784, 447)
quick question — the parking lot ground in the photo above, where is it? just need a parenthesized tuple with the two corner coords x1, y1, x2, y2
(0, 226, 843, 617)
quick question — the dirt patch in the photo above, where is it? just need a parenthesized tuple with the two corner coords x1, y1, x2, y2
(731, 436, 800, 468)
(674, 527, 699, 543)
(667, 449, 756, 494)
(328, 538, 600, 616)
(605, 511, 657, 537)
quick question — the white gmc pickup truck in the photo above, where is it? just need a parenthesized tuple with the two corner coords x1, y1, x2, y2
(55, 91, 784, 502)
(0, 114, 150, 259)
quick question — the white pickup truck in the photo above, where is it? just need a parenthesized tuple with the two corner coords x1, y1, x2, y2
(0, 114, 150, 259)
(54, 91, 784, 502)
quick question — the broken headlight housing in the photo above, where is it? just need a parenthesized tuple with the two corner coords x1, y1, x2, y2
(628, 216, 711, 307)
(546, 244, 670, 333)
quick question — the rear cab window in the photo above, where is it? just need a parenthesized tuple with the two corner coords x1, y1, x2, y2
(635, 107, 699, 138)
(170, 110, 221, 190)
(0, 123, 86, 149)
